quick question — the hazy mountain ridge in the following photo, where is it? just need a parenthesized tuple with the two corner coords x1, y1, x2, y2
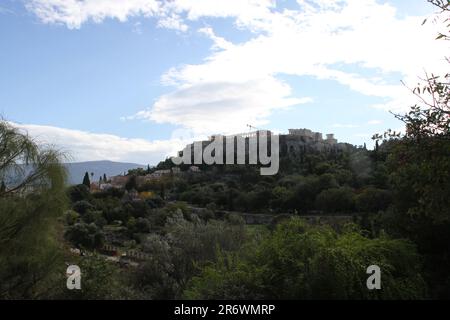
(65, 160, 145, 185)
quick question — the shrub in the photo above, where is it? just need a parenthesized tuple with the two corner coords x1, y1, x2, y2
(355, 187, 392, 213)
(184, 218, 427, 300)
(64, 222, 104, 249)
(67, 184, 91, 202)
(65, 210, 80, 226)
(72, 200, 95, 215)
(315, 187, 355, 213)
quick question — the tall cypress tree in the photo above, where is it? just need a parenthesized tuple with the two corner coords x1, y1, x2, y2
(82, 171, 91, 189)
(0, 180, 6, 194)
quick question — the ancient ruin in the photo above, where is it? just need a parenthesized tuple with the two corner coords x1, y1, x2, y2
(177, 128, 353, 162)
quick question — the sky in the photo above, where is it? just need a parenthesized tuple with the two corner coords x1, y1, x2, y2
(0, 0, 448, 164)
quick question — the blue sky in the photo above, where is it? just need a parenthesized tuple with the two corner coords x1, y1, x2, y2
(0, 0, 447, 164)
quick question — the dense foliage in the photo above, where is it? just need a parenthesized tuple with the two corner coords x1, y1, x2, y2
(0, 121, 67, 299)
(185, 219, 426, 300)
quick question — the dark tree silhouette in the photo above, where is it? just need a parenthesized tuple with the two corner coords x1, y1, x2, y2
(82, 171, 91, 189)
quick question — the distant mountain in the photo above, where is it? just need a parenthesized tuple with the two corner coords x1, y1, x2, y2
(65, 160, 145, 185)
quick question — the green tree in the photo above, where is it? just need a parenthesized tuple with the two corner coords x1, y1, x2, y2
(378, 80, 450, 297)
(82, 171, 91, 189)
(355, 187, 391, 213)
(373, 2, 450, 297)
(67, 184, 91, 202)
(64, 222, 104, 249)
(315, 187, 355, 213)
(56, 255, 129, 299)
(72, 200, 94, 214)
(184, 218, 427, 300)
(0, 120, 67, 298)
(0, 180, 5, 194)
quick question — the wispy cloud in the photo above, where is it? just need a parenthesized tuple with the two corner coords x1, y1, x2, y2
(24, 0, 274, 30)
(25, 0, 161, 29)
(0, 5, 14, 15)
(132, 21, 143, 35)
(12, 122, 185, 164)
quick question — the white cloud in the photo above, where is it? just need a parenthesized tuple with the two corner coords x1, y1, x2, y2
(142, 0, 447, 134)
(24, 0, 274, 30)
(198, 27, 233, 51)
(25, 0, 161, 29)
(129, 78, 311, 135)
(367, 120, 382, 125)
(25, 0, 450, 136)
(157, 13, 188, 32)
(12, 122, 184, 164)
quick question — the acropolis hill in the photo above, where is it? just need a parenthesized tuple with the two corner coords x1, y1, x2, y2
(280, 128, 354, 155)
(178, 128, 355, 161)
